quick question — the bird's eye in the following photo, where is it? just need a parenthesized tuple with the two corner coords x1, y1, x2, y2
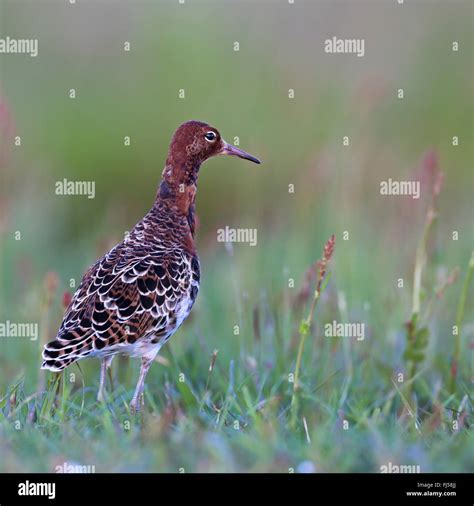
(205, 131, 217, 142)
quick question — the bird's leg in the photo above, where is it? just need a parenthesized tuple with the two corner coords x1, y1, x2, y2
(97, 355, 114, 403)
(130, 357, 153, 414)
(97, 361, 107, 403)
(107, 365, 115, 396)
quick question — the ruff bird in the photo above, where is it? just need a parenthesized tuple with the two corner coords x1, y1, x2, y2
(41, 120, 261, 413)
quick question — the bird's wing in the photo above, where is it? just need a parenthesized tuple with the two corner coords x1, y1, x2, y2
(42, 244, 200, 368)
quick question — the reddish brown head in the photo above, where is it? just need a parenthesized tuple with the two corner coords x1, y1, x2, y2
(163, 120, 260, 180)
(157, 120, 260, 220)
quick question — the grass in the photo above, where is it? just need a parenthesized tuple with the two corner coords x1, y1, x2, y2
(290, 234, 335, 429)
(0, 143, 472, 474)
(0, 207, 472, 472)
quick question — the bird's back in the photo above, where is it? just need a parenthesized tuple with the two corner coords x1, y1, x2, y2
(42, 201, 200, 371)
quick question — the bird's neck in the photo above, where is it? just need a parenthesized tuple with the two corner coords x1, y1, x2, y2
(154, 157, 201, 236)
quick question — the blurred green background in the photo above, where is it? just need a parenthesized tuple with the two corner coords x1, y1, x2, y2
(0, 0, 472, 472)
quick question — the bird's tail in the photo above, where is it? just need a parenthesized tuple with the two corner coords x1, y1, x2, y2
(41, 336, 95, 372)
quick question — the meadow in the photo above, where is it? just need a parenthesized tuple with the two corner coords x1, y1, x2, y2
(0, 0, 472, 473)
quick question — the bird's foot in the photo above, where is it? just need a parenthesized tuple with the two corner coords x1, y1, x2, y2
(130, 393, 144, 415)
(97, 389, 107, 404)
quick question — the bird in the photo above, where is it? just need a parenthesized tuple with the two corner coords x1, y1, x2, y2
(41, 120, 261, 413)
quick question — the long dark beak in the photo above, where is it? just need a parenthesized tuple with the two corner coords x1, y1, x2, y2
(220, 141, 261, 164)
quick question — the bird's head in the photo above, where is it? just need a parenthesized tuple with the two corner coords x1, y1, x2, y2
(158, 120, 261, 221)
(166, 120, 261, 168)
